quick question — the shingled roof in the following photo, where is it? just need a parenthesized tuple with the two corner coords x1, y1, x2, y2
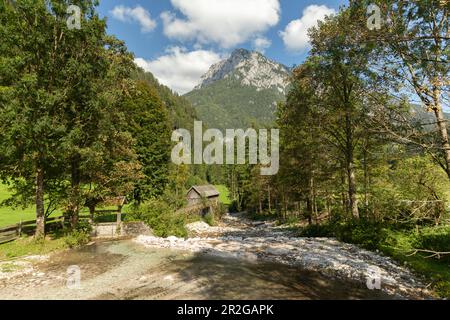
(188, 185, 220, 198)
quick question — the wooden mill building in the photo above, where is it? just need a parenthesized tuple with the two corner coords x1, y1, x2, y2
(187, 185, 220, 207)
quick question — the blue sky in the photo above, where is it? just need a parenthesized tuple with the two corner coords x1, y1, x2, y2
(97, 0, 347, 94)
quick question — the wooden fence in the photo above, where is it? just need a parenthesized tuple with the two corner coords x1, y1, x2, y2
(0, 197, 126, 244)
(0, 215, 90, 244)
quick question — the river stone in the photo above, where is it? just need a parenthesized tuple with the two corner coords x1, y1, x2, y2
(133, 213, 434, 299)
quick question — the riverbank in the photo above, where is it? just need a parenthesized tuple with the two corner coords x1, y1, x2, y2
(0, 240, 395, 300)
(0, 213, 437, 300)
(135, 214, 433, 299)
(0, 236, 68, 261)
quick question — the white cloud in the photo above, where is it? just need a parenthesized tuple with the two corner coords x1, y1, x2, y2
(135, 47, 222, 94)
(161, 0, 280, 48)
(280, 5, 335, 52)
(110, 5, 156, 33)
(253, 37, 272, 53)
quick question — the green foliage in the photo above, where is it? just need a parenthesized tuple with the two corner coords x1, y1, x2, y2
(364, 0, 449, 145)
(133, 70, 198, 131)
(297, 223, 334, 238)
(366, 155, 450, 225)
(225, 164, 254, 212)
(215, 185, 232, 205)
(123, 80, 172, 203)
(126, 200, 192, 238)
(163, 164, 190, 209)
(185, 76, 285, 129)
(334, 221, 388, 251)
(218, 203, 228, 218)
(254, 1, 450, 233)
(0, 0, 143, 235)
(62, 222, 92, 248)
(298, 221, 450, 298)
(0, 2, 205, 232)
(413, 226, 450, 262)
(298, 220, 387, 250)
(228, 200, 240, 213)
(380, 228, 450, 298)
(202, 212, 216, 227)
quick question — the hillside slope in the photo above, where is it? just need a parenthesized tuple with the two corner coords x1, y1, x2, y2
(184, 49, 290, 129)
(134, 70, 198, 131)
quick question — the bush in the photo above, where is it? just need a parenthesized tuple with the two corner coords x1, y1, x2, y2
(217, 203, 228, 218)
(334, 220, 387, 250)
(413, 226, 450, 262)
(297, 220, 450, 298)
(248, 211, 279, 222)
(126, 199, 190, 238)
(298, 223, 334, 238)
(228, 200, 239, 213)
(283, 216, 300, 225)
(203, 212, 216, 226)
(63, 222, 92, 248)
(297, 220, 387, 250)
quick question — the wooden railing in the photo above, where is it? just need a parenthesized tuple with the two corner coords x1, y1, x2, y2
(0, 215, 90, 244)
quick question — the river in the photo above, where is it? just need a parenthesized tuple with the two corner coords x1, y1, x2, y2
(0, 240, 394, 300)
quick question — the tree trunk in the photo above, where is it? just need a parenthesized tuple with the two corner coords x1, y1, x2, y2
(345, 111, 359, 219)
(89, 205, 96, 224)
(306, 198, 313, 225)
(258, 191, 263, 214)
(267, 185, 272, 213)
(340, 164, 348, 213)
(70, 155, 81, 226)
(433, 98, 450, 180)
(284, 200, 288, 220)
(281, 188, 287, 220)
(326, 195, 331, 220)
(347, 161, 359, 219)
(35, 167, 45, 238)
(363, 144, 370, 215)
(312, 177, 319, 222)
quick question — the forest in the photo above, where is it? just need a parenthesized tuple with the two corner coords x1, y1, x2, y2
(228, 1, 450, 226)
(193, 1, 450, 296)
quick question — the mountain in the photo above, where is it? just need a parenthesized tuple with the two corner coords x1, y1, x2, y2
(184, 49, 290, 129)
(411, 104, 450, 120)
(134, 70, 198, 131)
(410, 104, 450, 131)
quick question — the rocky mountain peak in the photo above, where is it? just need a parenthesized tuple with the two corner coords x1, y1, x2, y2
(194, 48, 290, 93)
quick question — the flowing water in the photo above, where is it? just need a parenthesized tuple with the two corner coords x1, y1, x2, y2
(2, 240, 394, 300)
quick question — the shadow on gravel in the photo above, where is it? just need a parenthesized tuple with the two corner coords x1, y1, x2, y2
(170, 253, 395, 300)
